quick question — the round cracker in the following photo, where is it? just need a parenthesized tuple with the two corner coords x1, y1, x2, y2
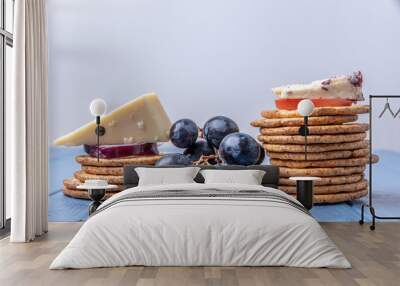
(63, 177, 123, 191)
(261, 105, 369, 119)
(82, 166, 124, 176)
(279, 179, 368, 195)
(63, 187, 115, 200)
(268, 148, 369, 161)
(263, 140, 368, 153)
(279, 174, 364, 186)
(271, 155, 378, 168)
(288, 189, 368, 203)
(75, 154, 161, 167)
(313, 189, 367, 204)
(279, 165, 366, 177)
(63, 177, 82, 190)
(251, 115, 358, 128)
(74, 170, 123, 184)
(260, 123, 369, 136)
(258, 133, 366, 145)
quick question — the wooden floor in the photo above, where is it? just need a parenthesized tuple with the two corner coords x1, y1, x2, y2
(0, 222, 399, 286)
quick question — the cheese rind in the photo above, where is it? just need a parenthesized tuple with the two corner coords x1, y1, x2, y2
(53, 93, 172, 146)
(272, 71, 364, 101)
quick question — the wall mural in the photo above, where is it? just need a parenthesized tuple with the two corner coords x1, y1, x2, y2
(50, 70, 395, 222)
(47, 0, 400, 222)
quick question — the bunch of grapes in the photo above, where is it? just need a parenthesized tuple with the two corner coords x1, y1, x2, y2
(156, 116, 265, 166)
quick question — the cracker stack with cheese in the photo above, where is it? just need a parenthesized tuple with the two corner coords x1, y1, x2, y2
(251, 71, 378, 203)
(54, 93, 171, 200)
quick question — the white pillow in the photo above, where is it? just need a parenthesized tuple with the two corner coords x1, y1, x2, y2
(136, 167, 200, 186)
(200, 169, 266, 185)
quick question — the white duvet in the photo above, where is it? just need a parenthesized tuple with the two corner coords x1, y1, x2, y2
(50, 183, 350, 269)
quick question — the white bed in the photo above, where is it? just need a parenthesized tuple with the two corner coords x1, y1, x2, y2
(50, 183, 350, 269)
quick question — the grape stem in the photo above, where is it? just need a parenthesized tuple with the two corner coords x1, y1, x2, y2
(194, 154, 222, 166)
(198, 128, 204, 138)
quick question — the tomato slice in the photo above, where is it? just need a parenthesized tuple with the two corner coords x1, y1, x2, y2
(275, 98, 353, 110)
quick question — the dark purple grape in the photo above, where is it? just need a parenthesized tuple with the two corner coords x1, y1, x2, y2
(219, 132, 260, 166)
(183, 139, 215, 161)
(203, 116, 239, 148)
(255, 144, 265, 165)
(155, 153, 192, 166)
(169, 119, 199, 148)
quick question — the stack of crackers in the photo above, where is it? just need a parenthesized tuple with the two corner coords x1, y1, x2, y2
(251, 105, 378, 203)
(62, 154, 161, 199)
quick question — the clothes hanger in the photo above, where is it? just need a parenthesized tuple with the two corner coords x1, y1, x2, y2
(378, 98, 395, 118)
(394, 107, 400, 118)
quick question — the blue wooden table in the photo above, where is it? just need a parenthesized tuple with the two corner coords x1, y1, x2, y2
(48, 147, 400, 222)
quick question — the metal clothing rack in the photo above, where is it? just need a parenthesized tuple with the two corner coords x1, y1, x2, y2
(359, 95, 400, 230)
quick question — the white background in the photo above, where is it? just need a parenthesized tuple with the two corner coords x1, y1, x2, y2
(47, 0, 400, 150)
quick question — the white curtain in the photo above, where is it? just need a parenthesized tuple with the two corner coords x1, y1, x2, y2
(9, 0, 48, 242)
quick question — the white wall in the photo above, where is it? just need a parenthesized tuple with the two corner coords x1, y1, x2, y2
(47, 0, 400, 150)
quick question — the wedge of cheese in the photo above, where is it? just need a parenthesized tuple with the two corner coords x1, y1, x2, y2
(272, 71, 364, 101)
(53, 93, 172, 146)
